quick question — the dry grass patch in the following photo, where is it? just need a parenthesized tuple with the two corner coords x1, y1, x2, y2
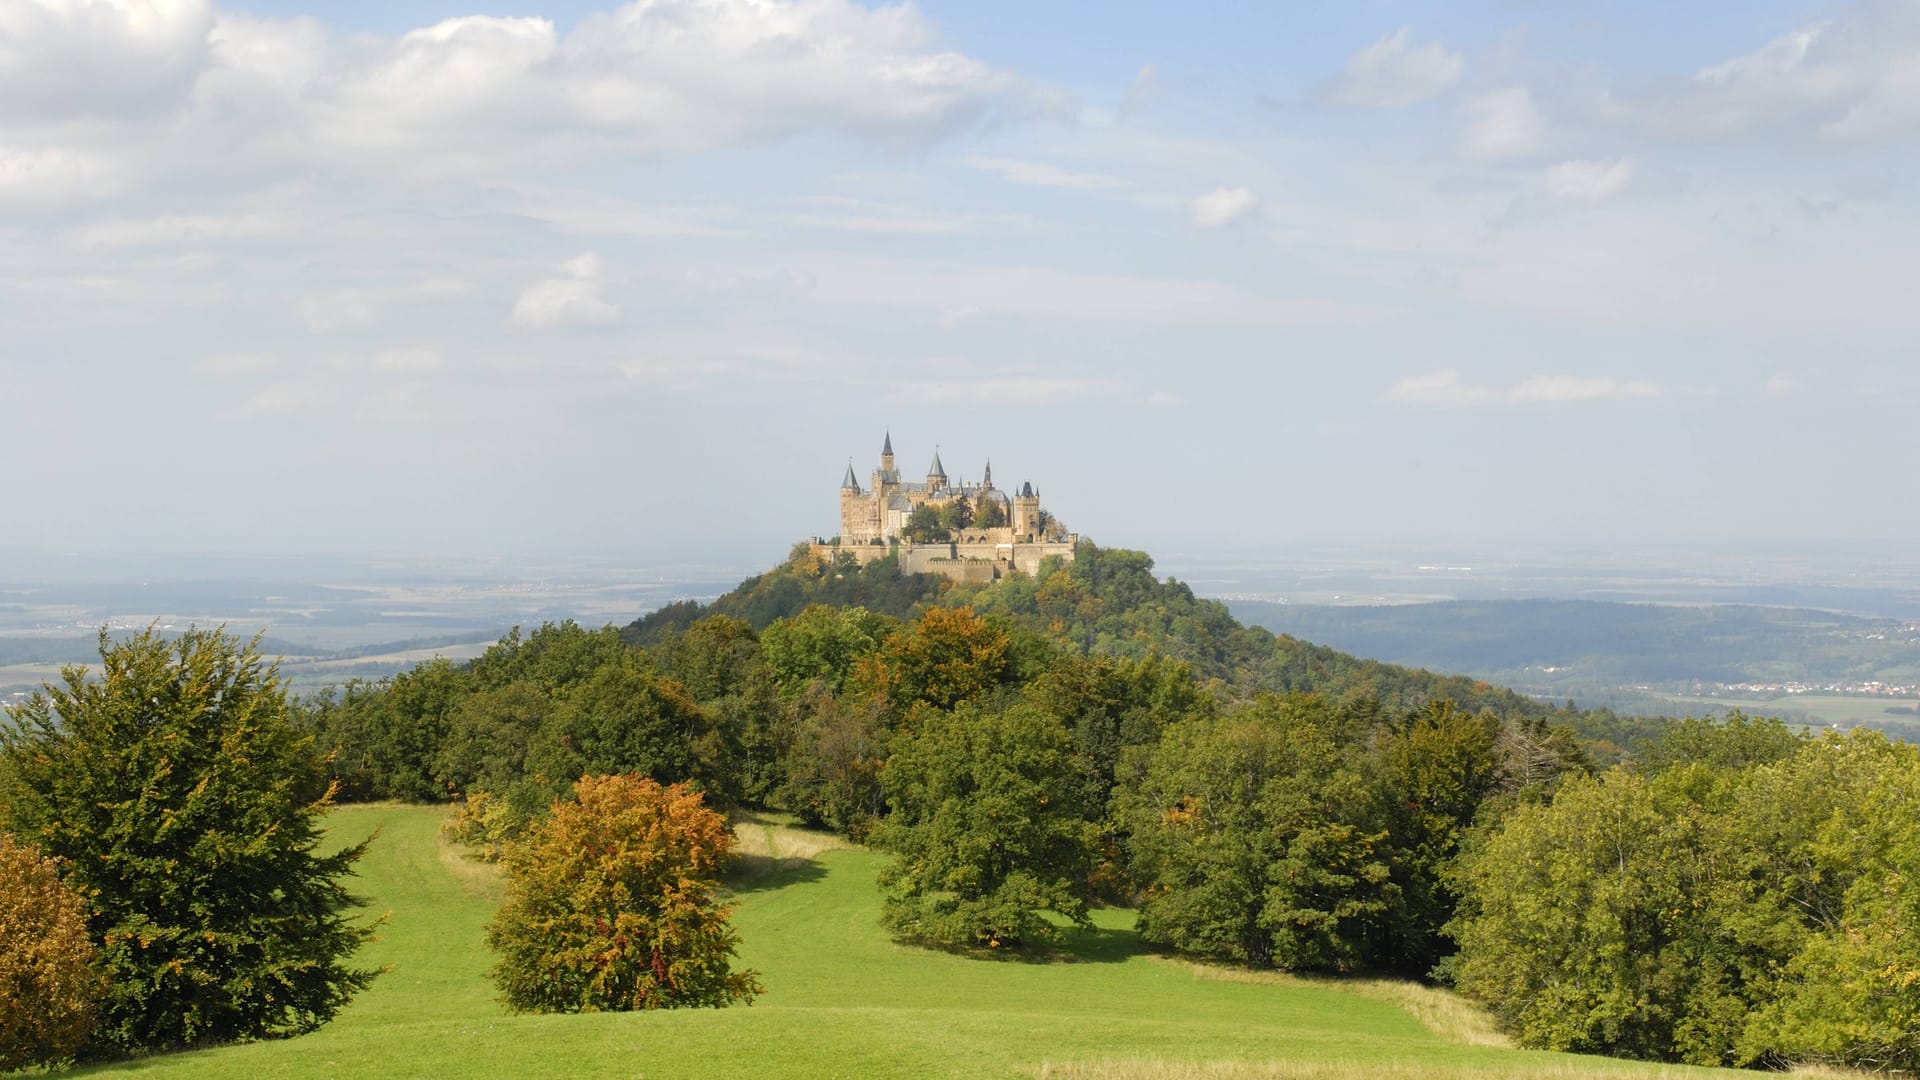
(1151, 958, 1508, 1049)
(434, 816, 504, 900)
(1033, 1060, 1696, 1080)
(729, 811, 853, 861)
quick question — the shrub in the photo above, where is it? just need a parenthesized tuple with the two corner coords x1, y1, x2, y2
(0, 834, 104, 1070)
(486, 775, 762, 1012)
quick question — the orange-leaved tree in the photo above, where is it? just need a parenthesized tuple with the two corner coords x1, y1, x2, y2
(0, 834, 104, 1070)
(485, 774, 763, 1012)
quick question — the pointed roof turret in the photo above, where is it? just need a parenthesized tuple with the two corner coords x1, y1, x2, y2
(842, 459, 859, 490)
(928, 448, 946, 480)
(1020, 480, 1034, 497)
(882, 431, 894, 457)
(982, 459, 993, 488)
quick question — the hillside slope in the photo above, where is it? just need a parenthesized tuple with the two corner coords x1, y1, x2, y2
(73, 804, 1747, 1080)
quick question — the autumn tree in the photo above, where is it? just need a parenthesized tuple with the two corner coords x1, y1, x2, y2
(486, 774, 762, 1012)
(0, 628, 376, 1055)
(0, 834, 103, 1070)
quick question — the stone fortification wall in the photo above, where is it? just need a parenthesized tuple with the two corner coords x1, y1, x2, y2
(808, 535, 1078, 582)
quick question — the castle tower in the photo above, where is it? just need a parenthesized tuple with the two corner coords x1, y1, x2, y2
(1013, 480, 1041, 538)
(880, 431, 895, 473)
(982, 459, 993, 489)
(926, 447, 947, 491)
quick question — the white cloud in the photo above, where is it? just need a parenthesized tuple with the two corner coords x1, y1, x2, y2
(1462, 88, 1544, 159)
(512, 252, 620, 328)
(296, 291, 381, 334)
(962, 156, 1128, 191)
(371, 346, 448, 375)
(1544, 158, 1635, 202)
(1394, 370, 1664, 408)
(191, 351, 277, 378)
(907, 375, 1121, 407)
(1190, 186, 1259, 228)
(0, 0, 214, 121)
(223, 379, 331, 419)
(1321, 27, 1463, 109)
(0, 0, 1042, 205)
(1604, 5, 1920, 146)
(1121, 62, 1159, 117)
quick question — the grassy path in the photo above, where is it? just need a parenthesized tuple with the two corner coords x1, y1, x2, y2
(73, 804, 1748, 1080)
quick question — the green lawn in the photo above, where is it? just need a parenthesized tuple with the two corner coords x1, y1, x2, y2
(71, 805, 1750, 1080)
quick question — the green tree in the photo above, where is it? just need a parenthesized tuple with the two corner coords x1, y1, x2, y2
(778, 688, 888, 840)
(1121, 696, 1394, 971)
(761, 605, 897, 698)
(486, 774, 762, 1012)
(1371, 700, 1503, 975)
(902, 504, 951, 543)
(875, 703, 1098, 948)
(0, 834, 103, 1070)
(939, 496, 973, 532)
(0, 628, 377, 1055)
(976, 497, 1007, 528)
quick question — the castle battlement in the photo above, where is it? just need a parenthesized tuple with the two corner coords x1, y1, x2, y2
(820, 432, 1077, 582)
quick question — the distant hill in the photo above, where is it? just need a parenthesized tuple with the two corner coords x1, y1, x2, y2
(622, 543, 1665, 750)
(1229, 598, 1920, 686)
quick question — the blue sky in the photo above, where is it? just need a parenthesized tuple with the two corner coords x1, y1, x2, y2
(2, 0, 1916, 561)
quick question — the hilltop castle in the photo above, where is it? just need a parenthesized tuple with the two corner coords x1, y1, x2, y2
(817, 433, 1077, 582)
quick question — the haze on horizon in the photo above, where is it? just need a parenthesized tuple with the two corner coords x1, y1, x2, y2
(4, 0, 1917, 563)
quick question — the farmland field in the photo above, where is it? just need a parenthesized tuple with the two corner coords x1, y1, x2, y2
(68, 804, 1750, 1080)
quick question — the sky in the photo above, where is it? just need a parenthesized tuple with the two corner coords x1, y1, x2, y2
(2, 0, 1917, 563)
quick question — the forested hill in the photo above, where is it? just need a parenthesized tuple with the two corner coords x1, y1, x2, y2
(624, 542, 1636, 738)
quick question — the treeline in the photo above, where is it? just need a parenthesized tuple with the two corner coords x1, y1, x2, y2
(302, 546, 1598, 981)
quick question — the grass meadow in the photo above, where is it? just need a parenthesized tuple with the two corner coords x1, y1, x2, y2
(66, 804, 1763, 1080)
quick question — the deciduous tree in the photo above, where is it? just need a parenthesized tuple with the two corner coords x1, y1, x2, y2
(876, 703, 1097, 948)
(0, 834, 103, 1070)
(0, 628, 376, 1055)
(486, 774, 762, 1012)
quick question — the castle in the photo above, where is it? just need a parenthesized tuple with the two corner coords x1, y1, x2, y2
(816, 433, 1078, 582)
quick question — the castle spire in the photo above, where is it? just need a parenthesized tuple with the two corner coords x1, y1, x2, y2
(842, 459, 859, 490)
(927, 447, 946, 485)
(983, 459, 993, 488)
(882, 430, 893, 457)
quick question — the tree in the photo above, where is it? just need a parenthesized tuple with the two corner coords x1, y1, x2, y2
(778, 688, 888, 840)
(875, 703, 1098, 949)
(1121, 696, 1394, 971)
(0, 628, 377, 1055)
(486, 774, 762, 1012)
(939, 496, 973, 532)
(850, 605, 1014, 716)
(0, 834, 103, 1071)
(975, 498, 1007, 528)
(902, 504, 951, 543)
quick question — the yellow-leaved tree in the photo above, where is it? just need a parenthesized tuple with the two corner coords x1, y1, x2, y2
(485, 774, 763, 1012)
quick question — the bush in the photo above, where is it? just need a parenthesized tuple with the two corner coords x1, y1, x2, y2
(486, 774, 762, 1012)
(0, 627, 378, 1055)
(0, 834, 104, 1071)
